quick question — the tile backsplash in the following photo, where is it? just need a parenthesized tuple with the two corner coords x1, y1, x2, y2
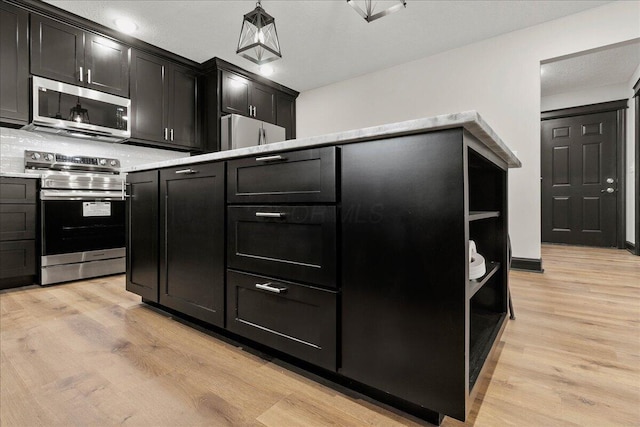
(0, 127, 188, 173)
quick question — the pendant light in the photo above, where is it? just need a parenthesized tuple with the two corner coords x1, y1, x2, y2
(347, 0, 407, 23)
(236, 1, 282, 65)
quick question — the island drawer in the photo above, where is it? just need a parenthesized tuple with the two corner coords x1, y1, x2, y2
(0, 205, 36, 241)
(226, 269, 337, 371)
(0, 178, 37, 204)
(227, 205, 337, 288)
(227, 147, 337, 204)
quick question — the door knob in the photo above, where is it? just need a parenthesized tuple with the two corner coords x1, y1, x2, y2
(606, 178, 614, 184)
(601, 187, 615, 193)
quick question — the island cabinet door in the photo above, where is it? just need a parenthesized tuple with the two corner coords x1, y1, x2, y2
(159, 162, 225, 327)
(226, 270, 337, 370)
(126, 170, 159, 302)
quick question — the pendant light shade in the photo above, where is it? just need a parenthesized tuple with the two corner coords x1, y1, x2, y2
(347, 0, 407, 23)
(236, 1, 281, 65)
(69, 98, 90, 123)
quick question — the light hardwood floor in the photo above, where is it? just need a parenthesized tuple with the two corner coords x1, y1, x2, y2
(1, 245, 639, 426)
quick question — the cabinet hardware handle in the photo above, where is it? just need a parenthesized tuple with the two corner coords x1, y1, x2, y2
(601, 187, 615, 193)
(79, 66, 83, 82)
(253, 106, 257, 117)
(255, 282, 287, 294)
(255, 155, 286, 162)
(87, 68, 92, 84)
(164, 128, 168, 140)
(170, 129, 174, 141)
(175, 168, 198, 175)
(255, 212, 285, 218)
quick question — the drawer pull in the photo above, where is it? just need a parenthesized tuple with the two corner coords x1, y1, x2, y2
(255, 212, 286, 218)
(255, 282, 288, 294)
(255, 155, 287, 162)
(175, 168, 198, 175)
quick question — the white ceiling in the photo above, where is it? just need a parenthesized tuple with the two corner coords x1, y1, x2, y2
(45, 0, 614, 92)
(541, 40, 640, 97)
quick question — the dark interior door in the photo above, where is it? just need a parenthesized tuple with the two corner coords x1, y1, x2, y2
(541, 111, 618, 247)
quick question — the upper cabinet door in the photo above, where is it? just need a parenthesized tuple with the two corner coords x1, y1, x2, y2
(0, 3, 29, 125)
(221, 70, 250, 116)
(251, 82, 276, 124)
(30, 15, 84, 86)
(169, 65, 199, 149)
(84, 33, 130, 97)
(130, 50, 169, 143)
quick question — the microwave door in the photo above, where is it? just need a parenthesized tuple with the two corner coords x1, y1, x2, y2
(261, 121, 286, 145)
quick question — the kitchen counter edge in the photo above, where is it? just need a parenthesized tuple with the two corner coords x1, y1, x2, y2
(123, 111, 522, 173)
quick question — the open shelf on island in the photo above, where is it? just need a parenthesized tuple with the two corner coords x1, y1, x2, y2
(468, 261, 499, 298)
(469, 309, 506, 390)
(469, 211, 500, 221)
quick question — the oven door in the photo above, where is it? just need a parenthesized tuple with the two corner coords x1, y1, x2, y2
(41, 198, 125, 260)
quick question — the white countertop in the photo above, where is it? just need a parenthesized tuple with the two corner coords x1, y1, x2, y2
(0, 172, 41, 179)
(123, 111, 522, 173)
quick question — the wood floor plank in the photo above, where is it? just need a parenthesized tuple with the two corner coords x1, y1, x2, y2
(1, 244, 638, 426)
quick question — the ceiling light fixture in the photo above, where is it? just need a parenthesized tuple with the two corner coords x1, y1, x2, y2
(114, 18, 138, 34)
(236, 1, 282, 65)
(347, 0, 407, 23)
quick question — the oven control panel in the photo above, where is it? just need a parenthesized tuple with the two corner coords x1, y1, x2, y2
(25, 151, 121, 173)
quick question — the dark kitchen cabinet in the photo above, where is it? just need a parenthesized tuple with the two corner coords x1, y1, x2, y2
(227, 147, 337, 204)
(0, 177, 37, 289)
(30, 15, 129, 97)
(227, 206, 337, 288)
(159, 162, 225, 326)
(0, 2, 29, 126)
(202, 59, 298, 152)
(340, 130, 509, 422)
(130, 49, 199, 150)
(227, 270, 337, 370)
(126, 170, 159, 302)
(221, 70, 275, 123)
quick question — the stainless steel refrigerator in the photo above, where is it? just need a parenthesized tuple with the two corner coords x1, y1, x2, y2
(220, 114, 286, 151)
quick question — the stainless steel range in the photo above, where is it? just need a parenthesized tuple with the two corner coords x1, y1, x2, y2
(25, 151, 126, 285)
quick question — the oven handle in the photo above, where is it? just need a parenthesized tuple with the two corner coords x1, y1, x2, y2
(40, 190, 125, 201)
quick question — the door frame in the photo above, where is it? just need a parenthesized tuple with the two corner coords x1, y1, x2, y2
(634, 78, 640, 255)
(541, 99, 628, 249)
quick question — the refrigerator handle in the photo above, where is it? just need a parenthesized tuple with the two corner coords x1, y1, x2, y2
(258, 126, 265, 145)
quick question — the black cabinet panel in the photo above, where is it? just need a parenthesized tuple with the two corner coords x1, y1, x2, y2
(30, 15, 84, 85)
(276, 93, 295, 140)
(126, 170, 159, 302)
(169, 65, 198, 148)
(251, 82, 276, 123)
(160, 163, 225, 326)
(227, 270, 337, 370)
(130, 50, 168, 143)
(0, 178, 36, 204)
(221, 71, 250, 116)
(0, 240, 35, 279)
(340, 131, 469, 420)
(227, 148, 337, 204)
(227, 206, 337, 288)
(0, 3, 29, 125)
(84, 33, 130, 97)
(0, 205, 36, 241)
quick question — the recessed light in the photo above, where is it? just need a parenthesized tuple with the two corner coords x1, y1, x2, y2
(114, 18, 138, 34)
(259, 65, 274, 77)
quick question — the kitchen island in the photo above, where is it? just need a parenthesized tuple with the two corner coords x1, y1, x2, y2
(123, 111, 521, 424)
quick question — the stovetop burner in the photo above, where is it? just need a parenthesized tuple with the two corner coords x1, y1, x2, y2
(24, 150, 121, 174)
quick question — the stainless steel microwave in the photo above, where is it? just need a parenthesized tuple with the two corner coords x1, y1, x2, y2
(23, 76, 131, 143)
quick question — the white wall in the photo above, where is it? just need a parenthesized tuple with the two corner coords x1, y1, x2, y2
(626, 64, 640, 244)
(0, 127, 187, 173)
(296, 1, 640, 260)
(541, 82, 629, 112)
